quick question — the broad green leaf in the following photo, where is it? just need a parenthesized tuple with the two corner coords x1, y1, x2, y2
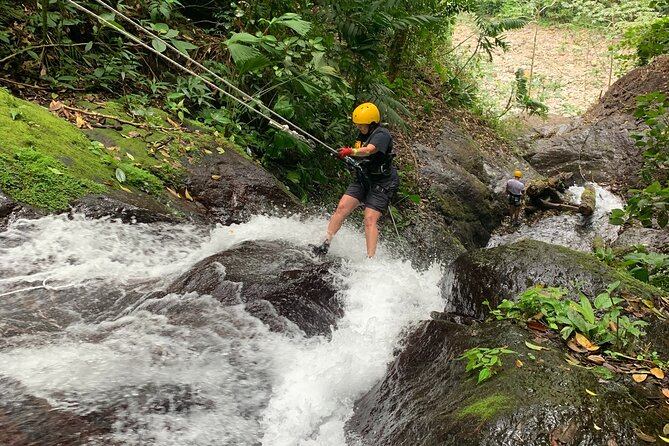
(594, 292, 614, 310)
(579, 294, 595, 324)
(151, 23, 170, 33)
(477, 367, 492, 383)
(225, 42, 262, 67)
(286, 171, 301, 184)
(407, 194, 421, 204)
(151, 38, 167, 53)
(560, 326, 574, 339)
(226, 32, 262, 45)
(115, 168, 126, 183)
(273, 95, 295, 119)
(172, 39, 198, 56)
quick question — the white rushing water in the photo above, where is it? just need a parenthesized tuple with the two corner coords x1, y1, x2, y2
(487, 184, 624, 251)
(0, 214, 443, 445)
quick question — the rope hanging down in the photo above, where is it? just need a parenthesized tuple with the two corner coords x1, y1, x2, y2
(62, 0, 339, 155)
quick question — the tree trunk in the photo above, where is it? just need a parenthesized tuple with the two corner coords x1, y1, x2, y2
(525, 172, 574, 198)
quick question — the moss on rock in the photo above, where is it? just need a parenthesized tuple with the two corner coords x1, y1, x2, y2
(0, 148, 104, 210)
(0, 88, 114, 209)
(456, 394, 513, 421)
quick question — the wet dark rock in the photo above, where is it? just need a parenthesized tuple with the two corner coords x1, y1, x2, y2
(347, 320, 666, 445)
(0, 190, 15, 219)
(399, 209, 467, 269)
(166, 240, 342, 337)
(613, 226, 669, 254)
(0, 190, 17, 230)
(185, 151, 302, 225)
(442, 239, 660, 320)
(0, 378, 113, 446)
(70, 194, 181, 224)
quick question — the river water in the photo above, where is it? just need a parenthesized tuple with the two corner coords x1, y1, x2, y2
(487, 185, 624, 251)
(0, 214, 443, 445)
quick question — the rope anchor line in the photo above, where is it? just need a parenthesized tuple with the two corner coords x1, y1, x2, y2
(63, 0, 338, 155)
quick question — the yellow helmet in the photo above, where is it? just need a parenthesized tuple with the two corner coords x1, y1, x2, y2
(352, 102, 380, 125)
(514, 170, 522, 178)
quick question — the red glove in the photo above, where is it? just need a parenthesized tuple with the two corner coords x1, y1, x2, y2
(336, 147, 355, 158)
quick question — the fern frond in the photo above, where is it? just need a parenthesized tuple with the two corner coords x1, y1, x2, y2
(225, 42, 262, 66)
(393, 15, 442, 30)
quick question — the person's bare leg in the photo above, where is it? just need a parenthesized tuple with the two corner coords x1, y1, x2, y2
(363, 207, 383, 257)
(326, 194, 360, 241)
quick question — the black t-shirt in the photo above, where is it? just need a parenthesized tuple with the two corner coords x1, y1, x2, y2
(354, 126, 393, 174)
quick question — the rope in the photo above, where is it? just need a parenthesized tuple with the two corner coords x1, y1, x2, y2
(387, 207, 401, 239)
(62, 0, 338, 154)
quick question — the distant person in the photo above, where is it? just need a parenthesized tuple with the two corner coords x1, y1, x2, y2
(312, 102, 399, 258)
(506, 170, 524, 226)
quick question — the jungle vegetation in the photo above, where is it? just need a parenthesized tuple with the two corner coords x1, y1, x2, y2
(0, 0, 667, 204)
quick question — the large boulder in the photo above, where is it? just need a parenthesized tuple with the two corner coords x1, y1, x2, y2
(185, 151, 302, 225)
(398, 208, 467, 269)
(0, 189, 16, 230)
(517, 55, 669, 190)
(516, 114, 641, 188)
(613, 226, 669, 254)
(166, 240, 342, 337)
(442, 239, 661, 320)
(70, 194, 184, 224)
(347, 318, 667, 445)
(414, 120, 534, 249)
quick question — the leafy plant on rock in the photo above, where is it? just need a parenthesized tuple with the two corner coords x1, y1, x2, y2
(488, 282, 649, 352)
(458, 346, 516, 384)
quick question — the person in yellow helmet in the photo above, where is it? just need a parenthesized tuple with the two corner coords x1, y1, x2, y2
(506, 170, 525, 226)
(313, 102, 399, 258)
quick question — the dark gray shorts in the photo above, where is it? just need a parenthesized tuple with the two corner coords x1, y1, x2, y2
(345, 168, 400, 213)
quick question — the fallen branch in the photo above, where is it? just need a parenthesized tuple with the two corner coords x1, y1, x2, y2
(0, 77, 49, 90)
(57, 103, 175, 132)
(539, 198, 579, 212)
(61, 104, 150, 128)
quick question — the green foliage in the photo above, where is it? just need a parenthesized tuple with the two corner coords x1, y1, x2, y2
(146, 0, 182, 22)
(514, 68, 548, 116)
(489, 283, 649, 351)
(610, 92, 669, 228)
(622, 250, 669, 285)
(458, 346, 516, 384)
(557, 0, 657, 28)
(618, 17, 669, 66)
(595, 244, 669, 292)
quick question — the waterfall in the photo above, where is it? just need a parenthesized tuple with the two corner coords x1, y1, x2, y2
(0, 214, 443, 445)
